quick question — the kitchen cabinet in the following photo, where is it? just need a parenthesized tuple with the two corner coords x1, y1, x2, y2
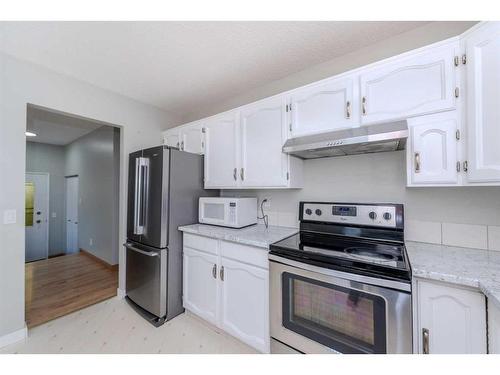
(407, 112, 460, 186)
(204, 97, 303, 189)
(290, 75, 358, 137)
(204, 111, 240, 188)
(360, 41, 457, 124)
(240, 96, 289, 187)
(463, 22, 500, 184)
(182, 233, 270, 353)
(183, 247, 218, 325)
(414, 279, 487, 354)
(163, 128, 180, 148)
(488, 301, 500, 354)
(179, 122, 205, 154)
(219, 257, 269, 353)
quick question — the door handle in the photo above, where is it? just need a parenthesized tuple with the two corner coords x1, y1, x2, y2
(240, 168, 245, 181)
(220, 265, 224, 281)
(422, 328, 430, 354)
(36, 220, 41, 224)
(414, 152, 421, 173)
(233, 168, 237, 181)
(212, 264, 217, 279)
(346, 101, 351, 119)
(124, 242, 159, 257)
(36, 211, 41, 215)
(362, 96, 367, 115)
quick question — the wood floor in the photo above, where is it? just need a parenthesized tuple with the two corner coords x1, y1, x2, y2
(25, 252, 118, 328)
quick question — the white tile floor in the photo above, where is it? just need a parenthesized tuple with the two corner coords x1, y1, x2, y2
(0, 297, 258, 354)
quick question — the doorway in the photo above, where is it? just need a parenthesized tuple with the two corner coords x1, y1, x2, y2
(25, 172, 49, 262)
(24, 104, 120, 328)
(65, 176, 79, 254)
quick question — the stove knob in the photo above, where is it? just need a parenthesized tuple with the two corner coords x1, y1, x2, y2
(315, 209, 322, 216)
(383, 212, 392, 220)
(368, 211, 377, 220)
(305, 208, 312, 215)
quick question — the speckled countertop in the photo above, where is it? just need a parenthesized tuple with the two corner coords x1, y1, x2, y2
(178, 223, 298, 249)
(406, 241, 500, 307)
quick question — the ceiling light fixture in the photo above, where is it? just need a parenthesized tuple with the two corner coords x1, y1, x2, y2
(25, 131, 37, 137)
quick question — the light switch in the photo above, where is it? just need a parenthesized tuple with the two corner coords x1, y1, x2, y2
(3, 209, 17, 224)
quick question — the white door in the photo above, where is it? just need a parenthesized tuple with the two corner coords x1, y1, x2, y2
(219, 257, 269, 353)
(290, 76, 357, 137)
(407, 112, 459, 185)
(163, 129, 180, 148)
(25, 173, 49, 262)
(240, 96, 288, 187)
(204, 111, 239, 188)
(183, 247, 219, 325)
(416, 280, 487, 354)
(360, 42, 457, 124)
(180, 123, 204, 154)
(65, 176, 79, 254)
(463, 22, 500, 183)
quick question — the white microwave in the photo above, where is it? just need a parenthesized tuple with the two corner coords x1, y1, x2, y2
(199, 197, 257, 228)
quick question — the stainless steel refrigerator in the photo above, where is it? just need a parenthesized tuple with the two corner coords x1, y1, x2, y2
(125, 146, 216, 326)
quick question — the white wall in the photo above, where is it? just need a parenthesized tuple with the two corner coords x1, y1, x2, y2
(0, 52, 179, 340)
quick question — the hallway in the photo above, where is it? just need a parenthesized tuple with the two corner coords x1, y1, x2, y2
(25, 252, 118, 328)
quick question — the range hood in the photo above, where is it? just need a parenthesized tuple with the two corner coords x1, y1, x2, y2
(283, 120, 409, 159)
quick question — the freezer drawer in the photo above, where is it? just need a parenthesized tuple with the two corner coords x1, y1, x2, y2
(125, 241, 167, 318)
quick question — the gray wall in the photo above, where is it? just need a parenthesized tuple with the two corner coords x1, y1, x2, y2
(223, 151, 500, 227)
(65, 126, 120, 265)
(25, 142, 66, 256)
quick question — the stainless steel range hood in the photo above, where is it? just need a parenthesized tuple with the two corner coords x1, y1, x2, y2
(283, 120, 408, 159)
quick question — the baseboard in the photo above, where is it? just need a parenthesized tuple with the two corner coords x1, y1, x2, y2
(80, 248, 118, 271)
(116, 288, 126, 299)
(0, 325, 27, 349)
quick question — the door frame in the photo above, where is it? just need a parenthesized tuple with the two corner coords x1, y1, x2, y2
(65, 174, 79, 254)
(25, 171, 50, 261)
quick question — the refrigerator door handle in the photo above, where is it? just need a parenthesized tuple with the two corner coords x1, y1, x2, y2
(134, 157, 149, 235)
(124, 242, 159, 257)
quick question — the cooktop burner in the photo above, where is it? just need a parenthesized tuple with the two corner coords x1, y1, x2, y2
(269, 202, 411, 282)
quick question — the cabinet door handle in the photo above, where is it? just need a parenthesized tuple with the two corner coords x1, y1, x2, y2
(422, 328, 430, 354)
(463, 160, 468, 172)
(362, 96, 367, 115)
(240, 167, 245, 181)
(181, 141, 184, 151)
(456, 161, 461, 172)
(414, 152, 421, 173)
(233, 168, 237, 181)
(346, 101, 351, 119)
(220, 265, 224, 281)
(212, 264, 217, 279)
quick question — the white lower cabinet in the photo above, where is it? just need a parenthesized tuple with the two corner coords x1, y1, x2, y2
(488, 302, 500, 354)
(415, 279, 487, 354)
(182, 233, 270, 353)
(219, 257, 269, 352)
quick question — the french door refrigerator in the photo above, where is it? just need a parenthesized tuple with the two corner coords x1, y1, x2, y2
(125, 146, 216, 326)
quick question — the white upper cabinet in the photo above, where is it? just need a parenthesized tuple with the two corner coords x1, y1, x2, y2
(240, 96, 289, 187)
(290, 75, 358, 137)
(179, 122, 205, 154)
(163, 128, 180, 148)
(407, 112, 459, 186)
(204, 111, 240, 188)
(463, 22, 500, 184)
(415, 279, 487, 354)
(360, 42, 457, 124)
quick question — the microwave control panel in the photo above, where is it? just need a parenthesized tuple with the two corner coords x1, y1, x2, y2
(228, 202, 237, 224)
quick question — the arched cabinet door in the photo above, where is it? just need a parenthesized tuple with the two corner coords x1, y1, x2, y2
(407, 112, 459, 186)
(416, 279, 486, 354)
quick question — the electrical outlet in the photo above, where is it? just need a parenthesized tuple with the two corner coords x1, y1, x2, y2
(262, 198, 271, 209)
(89, 238, 93, 247)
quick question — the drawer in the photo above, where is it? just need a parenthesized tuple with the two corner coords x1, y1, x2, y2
(183, 233, 218, 255)
(220, 240, 268, 270)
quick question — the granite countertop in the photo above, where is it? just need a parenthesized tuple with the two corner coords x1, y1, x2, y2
(178, 223, 298, 249)
(406, 241, 500, 307)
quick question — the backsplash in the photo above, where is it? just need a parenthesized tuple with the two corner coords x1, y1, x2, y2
(222, 150, 500, 251)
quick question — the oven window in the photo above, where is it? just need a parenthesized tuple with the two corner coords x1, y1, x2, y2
(282, 272, 387, 354)
(204, 203, 225, 220)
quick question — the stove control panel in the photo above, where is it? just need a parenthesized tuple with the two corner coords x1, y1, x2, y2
(301, 203, 401, 228)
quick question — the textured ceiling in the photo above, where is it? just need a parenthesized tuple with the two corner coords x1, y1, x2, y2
(1, 21, 430, 117)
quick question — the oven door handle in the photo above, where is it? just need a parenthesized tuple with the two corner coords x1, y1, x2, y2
(268, 254, 411, 292)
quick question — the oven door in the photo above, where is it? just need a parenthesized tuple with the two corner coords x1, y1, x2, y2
(269, 255, 412, 354)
